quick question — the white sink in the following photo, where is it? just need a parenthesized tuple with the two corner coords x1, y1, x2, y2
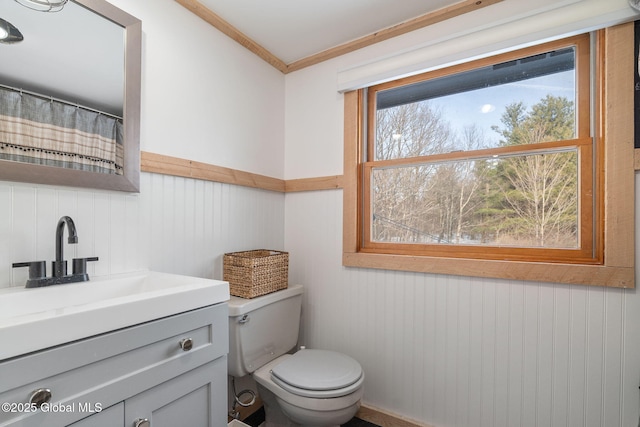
(0, 271, 229, 360)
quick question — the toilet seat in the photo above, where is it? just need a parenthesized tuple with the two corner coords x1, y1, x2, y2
(270, 349, 364, 398)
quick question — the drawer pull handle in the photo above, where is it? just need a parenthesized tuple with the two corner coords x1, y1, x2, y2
(29, 388, 52, 409)
(179, 337, 194, 351)
(134, 418, 150, 427)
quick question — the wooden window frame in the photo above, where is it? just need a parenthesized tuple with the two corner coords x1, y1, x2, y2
(342, 24, 635, 288)
(364, 35, 593, 264)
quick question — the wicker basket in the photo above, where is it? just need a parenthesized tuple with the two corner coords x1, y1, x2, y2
(223, 250, 289, 298)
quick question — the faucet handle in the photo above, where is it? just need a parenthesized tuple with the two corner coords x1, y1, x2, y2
(72, 257, 99, 276)
(12, 261, 47, 280)
(13, 261, 48, 287)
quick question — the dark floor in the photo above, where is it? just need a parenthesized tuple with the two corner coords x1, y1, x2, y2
(242, 407, 380, 427)
(341, 417, 380, 427)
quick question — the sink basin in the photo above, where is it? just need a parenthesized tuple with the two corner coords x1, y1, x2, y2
(0, 271, 229, 360)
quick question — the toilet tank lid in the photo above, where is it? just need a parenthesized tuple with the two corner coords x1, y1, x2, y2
(227, 284, 303, 317)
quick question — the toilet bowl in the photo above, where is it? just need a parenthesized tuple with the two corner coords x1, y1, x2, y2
(227, 285, 365, 427)
(254, 351, 364, 426)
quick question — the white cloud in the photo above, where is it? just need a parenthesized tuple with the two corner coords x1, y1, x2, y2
(480, 104, 495, 114)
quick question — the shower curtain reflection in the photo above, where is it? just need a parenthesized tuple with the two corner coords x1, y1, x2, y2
(0, 86, 123, 174)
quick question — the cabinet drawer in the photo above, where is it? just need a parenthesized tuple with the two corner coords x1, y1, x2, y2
(0, 303, 228, 427)
(125, 357, 227, 427)
(68, 402, 124, 427)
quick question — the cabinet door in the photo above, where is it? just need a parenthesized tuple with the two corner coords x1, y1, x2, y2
(125, 357, 227, 427)
(67, 402, 124, 427)
(0, 304, 227, 427)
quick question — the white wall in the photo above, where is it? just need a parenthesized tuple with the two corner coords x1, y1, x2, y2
(0, 0, 286, 288)
(111, 0, 286, 179)
(283, 1, 640, 426)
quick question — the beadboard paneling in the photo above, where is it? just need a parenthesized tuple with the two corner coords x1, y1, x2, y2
(3, 172, 639, 426)
(284, 182, 640, 427)
(0, 172, 284, 288)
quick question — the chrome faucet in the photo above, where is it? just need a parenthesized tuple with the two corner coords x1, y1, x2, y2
(54, 216, 78, 277)
(12, 216, 98, 288)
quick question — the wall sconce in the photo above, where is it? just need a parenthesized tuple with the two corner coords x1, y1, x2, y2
(0, 18, 24, 44)
(14, 0, 68, 12)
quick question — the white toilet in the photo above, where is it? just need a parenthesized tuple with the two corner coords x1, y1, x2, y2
(227, 284, 364, 427)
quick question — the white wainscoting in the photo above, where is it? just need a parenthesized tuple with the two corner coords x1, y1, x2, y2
(284, 185, 640, 427)
(3, 171, 639, 426)
(0, 172, 285, 289)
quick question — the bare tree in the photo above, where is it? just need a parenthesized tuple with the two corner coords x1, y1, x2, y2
(372, 102, 453, 242)
(501, 152, 577, 246)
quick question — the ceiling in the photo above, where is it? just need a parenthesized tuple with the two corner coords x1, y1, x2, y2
(183, 0, 485, 70)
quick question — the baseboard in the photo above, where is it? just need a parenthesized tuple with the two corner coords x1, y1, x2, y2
(356, 403, 434, 427)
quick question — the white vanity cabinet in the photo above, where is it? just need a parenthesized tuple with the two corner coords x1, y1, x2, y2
(0, 303, 228, 427)
(69, 403, 124, 426)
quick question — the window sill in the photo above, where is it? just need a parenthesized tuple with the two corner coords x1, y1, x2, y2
(342, 251, 634, 288)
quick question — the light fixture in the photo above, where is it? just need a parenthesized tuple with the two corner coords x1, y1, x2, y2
(0, 18, 24, 44)
(630, 0, 640, 12)
(13, 0, 68, 12)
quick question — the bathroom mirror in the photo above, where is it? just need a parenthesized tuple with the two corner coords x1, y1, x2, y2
(0, 0, 141, 192)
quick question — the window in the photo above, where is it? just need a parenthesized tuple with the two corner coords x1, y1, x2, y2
(364, 35, 594, 264)
(343, 27, 635, 287)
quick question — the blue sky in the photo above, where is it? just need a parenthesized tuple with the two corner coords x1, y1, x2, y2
(434, 70, 576, 146)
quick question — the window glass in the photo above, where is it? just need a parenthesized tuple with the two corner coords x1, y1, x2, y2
(374, 47, 577, 160)
(370, 149, 578, 248)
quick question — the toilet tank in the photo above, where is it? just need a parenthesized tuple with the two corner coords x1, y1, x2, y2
(227, 284, 303, 377)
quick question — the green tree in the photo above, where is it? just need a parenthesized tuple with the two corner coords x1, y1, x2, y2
(489, 95, 578, 247)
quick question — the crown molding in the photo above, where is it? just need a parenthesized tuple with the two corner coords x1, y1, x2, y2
(175, 0, 503, 74)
